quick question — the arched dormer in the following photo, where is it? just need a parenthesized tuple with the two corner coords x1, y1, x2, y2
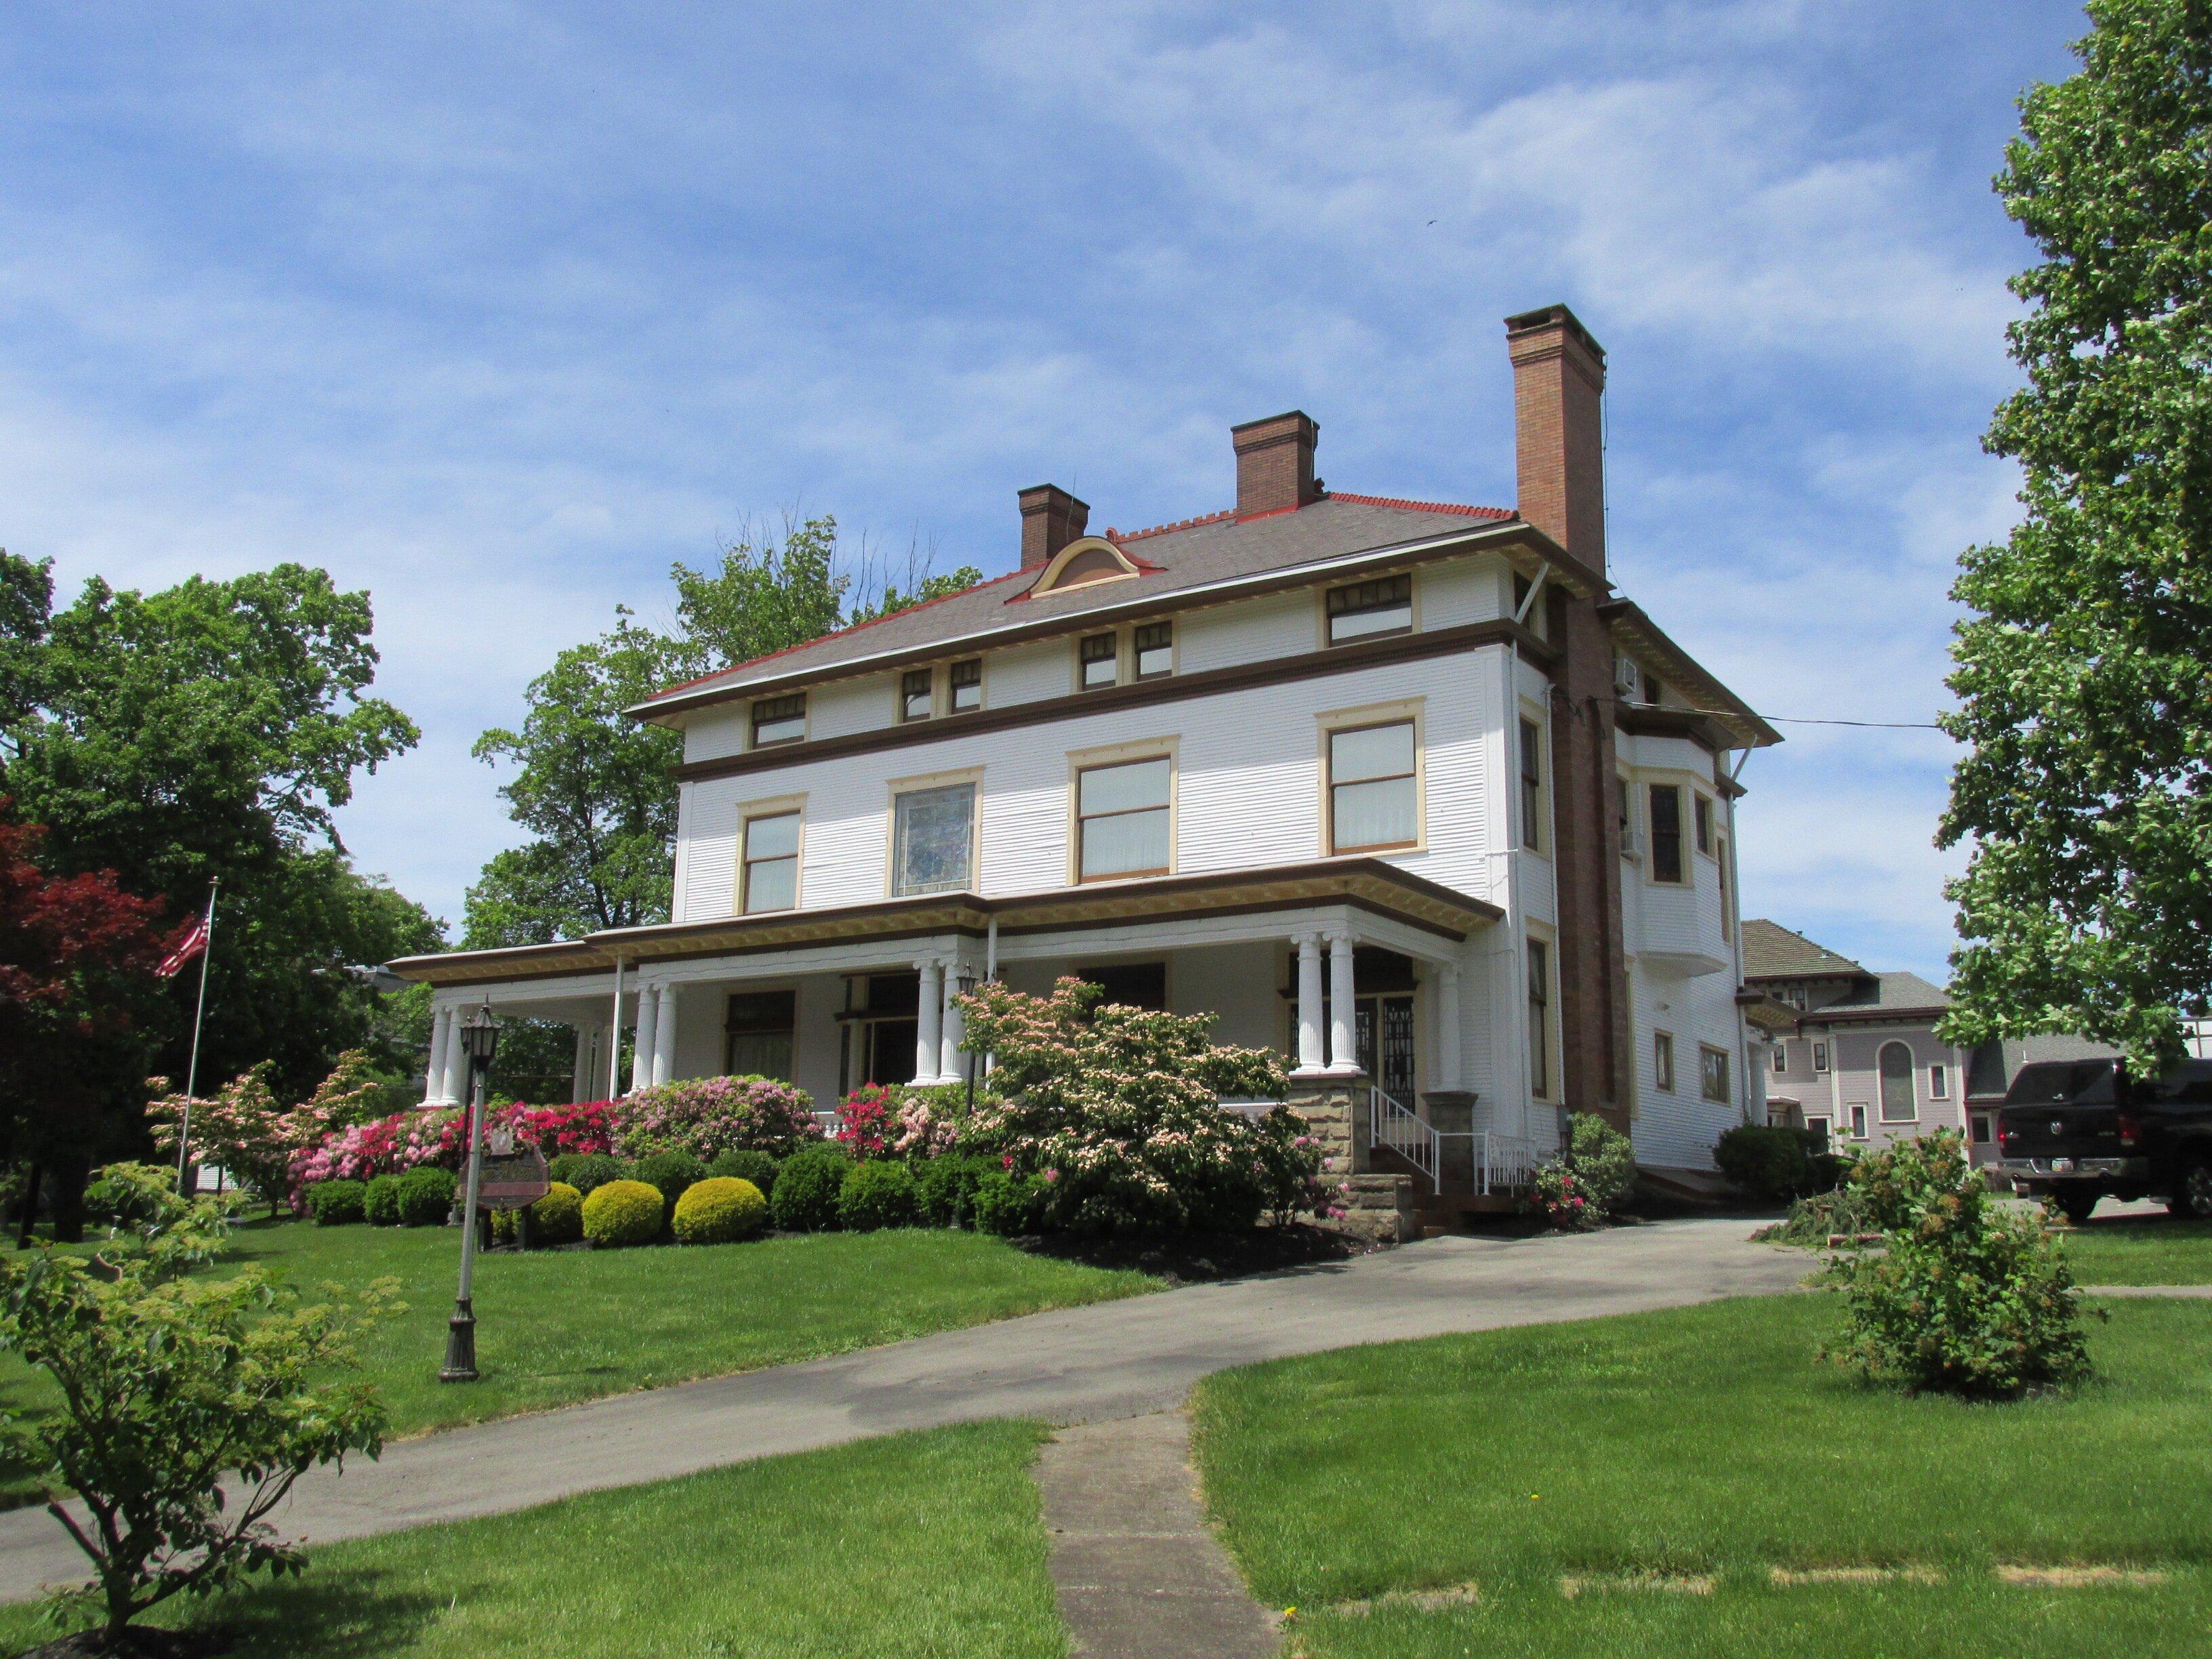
(1029, 535, 1142, 596)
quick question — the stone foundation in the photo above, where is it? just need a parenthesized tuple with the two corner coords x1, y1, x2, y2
(1286, 1074, 1413, 1244)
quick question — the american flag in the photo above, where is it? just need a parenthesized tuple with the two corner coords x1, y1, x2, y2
(157, 914, 211, 979)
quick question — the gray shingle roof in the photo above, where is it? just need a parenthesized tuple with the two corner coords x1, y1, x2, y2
(1822, 971, 1950, 1015)
(1740, 918, 1864, 981)
(636, 495, 1517, 713)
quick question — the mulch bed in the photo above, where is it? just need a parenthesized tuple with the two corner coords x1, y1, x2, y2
(1016, 1221, 1372, 1284)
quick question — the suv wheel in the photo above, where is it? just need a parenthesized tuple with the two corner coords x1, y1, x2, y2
(2053, 1186, 2102, 1225)
(2172, 1158, 2212, 1221)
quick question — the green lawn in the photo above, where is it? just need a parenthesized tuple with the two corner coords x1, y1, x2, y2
(2060, 1213, 2212, 1284)
(0, 1218, 1152, 1508)
(1191, 1294, 2212, 1659)
(0, 1420, 1069, 1659)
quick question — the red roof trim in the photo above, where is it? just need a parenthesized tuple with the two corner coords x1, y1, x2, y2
(644, 568, 1031, 701)
(1103, 508, 1237, 545)
(1327, 493, 1515, 520)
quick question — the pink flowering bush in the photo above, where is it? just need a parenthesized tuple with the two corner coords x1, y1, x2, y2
(613, 1075, 819, 1162)
(501, 1100, 616, 1157)
(890, 1086, 966, 1160)
(834, 1085, 900, 1159)
(954, 977, 1322, 1236)
(1527, 1162, 1597, 1230)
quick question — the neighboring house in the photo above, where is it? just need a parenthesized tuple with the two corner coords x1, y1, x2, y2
(1741, 918, 2118, 1165)
(389, 305, 1780, 1228)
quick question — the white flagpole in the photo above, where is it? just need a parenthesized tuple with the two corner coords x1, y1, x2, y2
(176, 880, 219, 1189)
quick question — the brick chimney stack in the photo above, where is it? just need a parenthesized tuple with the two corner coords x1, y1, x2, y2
(1231, 411, 1321, 519)
(1504, 304, 1607, 576)
(1019, 484, 1090, 571)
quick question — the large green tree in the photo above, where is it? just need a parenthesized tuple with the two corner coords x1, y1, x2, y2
(1939, 0, 2212, 1067)
(0, 561, 438, 1105)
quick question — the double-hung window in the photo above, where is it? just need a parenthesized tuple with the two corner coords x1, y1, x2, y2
(1134, 621, 1173, 680)
(1527, 939, 1553, 1098)
(1518, 718, 1545, 852)
(892, 783, 975, 896)
(1700, 1044, 1731, 1105)
(1076, 756, 1171, 880)
(750, 693, 806, 748)
(1654, 1031, 1675, 1093)
(724, 989, 796, 1080)
(1771, 1040, 1789, 1075)
(1879, 1042, 1917, 1122)
(1078, 632, 1118, 690)
(1326, 574, 1412, 644)
(1647, 783, 1685, 884)
(949, 658, 983, 712)
(740, 811, 800, 913)
(1328, 720, 1418, 853)
(900, 668, 933, 722)
(1694, 794, 1713, 855)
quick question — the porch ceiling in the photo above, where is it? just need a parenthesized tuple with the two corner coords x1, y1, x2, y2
(386, 857, 1502, 988)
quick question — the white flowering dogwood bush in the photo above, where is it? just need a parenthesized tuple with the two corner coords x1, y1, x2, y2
(955, 977, 1332, 1236)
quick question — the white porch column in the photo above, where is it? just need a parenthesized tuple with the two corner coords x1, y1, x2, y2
(1326, 931, 1360, 1075)
(1292, 935, 1326, 1075)
(439, 1008, 469, 1105)
(571, 1026, 594, 1105)
(939, 965, 966, 1086)
(630, 981, 659, 1095)
(607, 958, 627, 1099)
(1433, 962, 1463, 1092)
(424, 1006, 455, 1105)
(914, 958, 945, 1086)
(652, 983, 679, 1087)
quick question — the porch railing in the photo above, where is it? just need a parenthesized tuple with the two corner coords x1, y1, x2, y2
(1369, 1086, 1439, 1186)
(1474, 1132, 1540, 1196)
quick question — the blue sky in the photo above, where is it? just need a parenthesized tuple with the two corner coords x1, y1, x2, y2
(0, 1, 2091, 979)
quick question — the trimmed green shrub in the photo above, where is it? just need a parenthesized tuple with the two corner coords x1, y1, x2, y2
(581, 1179, 663, 1248)
(305, 1180, 366, 1226)
(915, 1154, 994, 1228)
(706, 1148, 779, 1196)
(771, 1147, 849, 1233)
(972, 1170, 1047, 1237)
(1715, 1125, 1811, 1204)
(490, 1181, 585, 1246)
(546, 1151, 623, 1195)
(85, 1162, 180, 1227)
(363, 1173, 405, 1226)
(397, 1165, 457, 1227)
(838, 1161, 918, 1231)
(1823, 1130, 2099, 1397)
(672, 1176, 769, 1244)
(628, 1151, 704, 1220)
(1561, 1112, 1637, 1212)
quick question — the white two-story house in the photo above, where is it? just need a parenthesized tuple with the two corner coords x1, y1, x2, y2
(392, 304, 1780, 1221)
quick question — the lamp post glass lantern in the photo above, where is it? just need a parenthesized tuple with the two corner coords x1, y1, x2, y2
(955, 967, 980, 1110)
(440, 1002, 502, 1383)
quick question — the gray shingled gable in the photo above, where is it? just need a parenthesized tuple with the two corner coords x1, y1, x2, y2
(637, 495, 1514, 710)
(1824, 970, 1950, 1013)
(1740, 918, 1864, 981)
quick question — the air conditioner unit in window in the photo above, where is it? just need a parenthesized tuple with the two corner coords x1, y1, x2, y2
(1614, 656, 1641, 698)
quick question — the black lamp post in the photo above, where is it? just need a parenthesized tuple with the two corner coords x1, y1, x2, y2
(440, 1000, 501, 1383)
(955, 966, 981, 1112)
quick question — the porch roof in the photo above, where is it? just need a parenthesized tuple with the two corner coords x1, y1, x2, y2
(386, 857, 1503, 988)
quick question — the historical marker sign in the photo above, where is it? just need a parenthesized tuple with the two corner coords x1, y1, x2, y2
(476, 1148, 551, 1211)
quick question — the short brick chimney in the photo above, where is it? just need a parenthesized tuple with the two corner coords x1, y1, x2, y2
(1231, 411, 1320, 518)
(1019, 484, 1090, 571)
(1504, 304, 1607, 575)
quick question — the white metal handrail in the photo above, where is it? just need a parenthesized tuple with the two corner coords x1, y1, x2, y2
(1369, 1086, 1439, 1185)
(1474, 1132, 1540, 1195)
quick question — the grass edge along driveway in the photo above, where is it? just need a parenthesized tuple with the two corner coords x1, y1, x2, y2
(0, 1420, 1071, 1659)
(0, 1218, 1154, 1509)
(1191, 1292, 2212, 1659)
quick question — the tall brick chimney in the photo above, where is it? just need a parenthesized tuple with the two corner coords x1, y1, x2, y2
(1504, 304, 1606, 575)
(1019, 484, 1090, 571)
(1231, 411, 1320, 519)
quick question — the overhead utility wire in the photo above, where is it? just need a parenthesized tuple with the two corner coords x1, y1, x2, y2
(1607, 697, 1945, 732)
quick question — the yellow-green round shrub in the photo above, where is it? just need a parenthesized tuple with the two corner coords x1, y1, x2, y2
(581, 1179, 663, 1248)
(490, 1181, 585, 1246)
(671, 1176, 768, 1245)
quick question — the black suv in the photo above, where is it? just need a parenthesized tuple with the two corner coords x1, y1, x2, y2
(1997, 1057, 2212, 1222)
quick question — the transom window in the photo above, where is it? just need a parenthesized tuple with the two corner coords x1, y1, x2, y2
(900, 668, 933, 722)
(1519, 718, 1545, 852)
(1078, 631, 1118, 690)
(1076, 756, 1171, 880)
(1328, 720, 1418, 853)
(1700, 1044, 1731, 1105)
(1326, 574, 1412, 644)
(740, 811, 800, 914)
(1647, 783, 1685, 884)
(892, 783, 975, 896)
(750, 693, 806, 748)
(1527, 939, 1553, 1099)
(1879, 1042, 1917, 1122)
(949, 658, 983, 712)
(1134, 621, 1173, 680)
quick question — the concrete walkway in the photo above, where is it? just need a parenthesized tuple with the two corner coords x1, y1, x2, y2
(2083, 1284, 2212, 1298)
(1033, 1412, 1278, 1659)
(0, 1218, 1804, 1603)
